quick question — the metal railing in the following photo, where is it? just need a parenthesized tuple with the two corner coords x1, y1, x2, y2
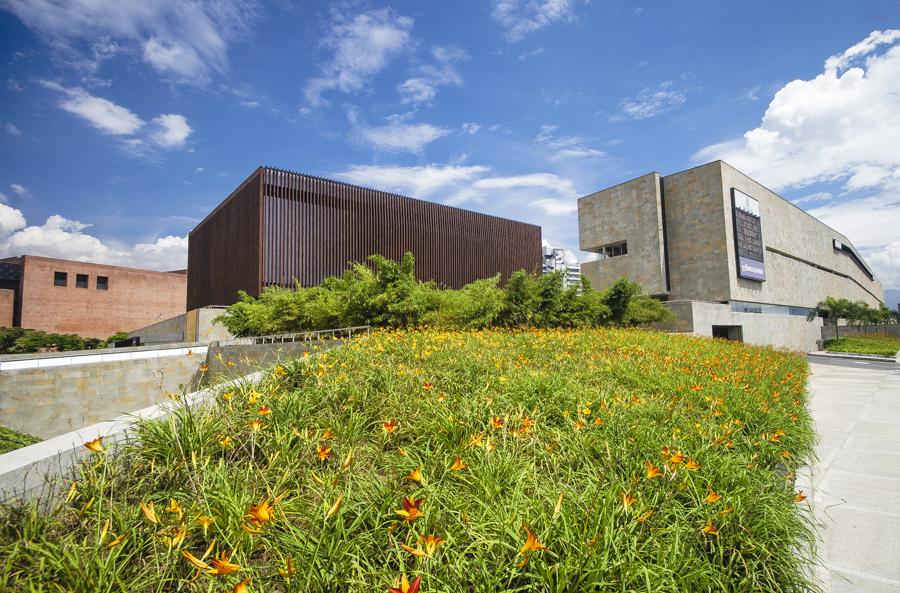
(211, 326, 370, 347)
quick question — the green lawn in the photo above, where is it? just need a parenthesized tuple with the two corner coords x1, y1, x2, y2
(0, 328, 816, 592)
(0, 426, 40, 455)
(824, 333, 900, 357)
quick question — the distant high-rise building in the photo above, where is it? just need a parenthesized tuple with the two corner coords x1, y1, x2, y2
(542, 242, 581, 288)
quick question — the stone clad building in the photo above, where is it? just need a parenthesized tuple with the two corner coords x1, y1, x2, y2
(578, 160, 884, 351)
(0, 255, 187, 339)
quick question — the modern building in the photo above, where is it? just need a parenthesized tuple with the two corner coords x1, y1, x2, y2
(578, 160, 884, 351)
(0, 255, 187, 339)
(542, 242, 582, 288)
(188, 166, 542, 309)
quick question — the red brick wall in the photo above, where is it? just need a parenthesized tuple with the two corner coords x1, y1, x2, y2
(17, 256, 186, 339)
(0, 289, 13, 327)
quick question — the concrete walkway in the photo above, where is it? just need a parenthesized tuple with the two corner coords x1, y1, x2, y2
(807, 360, 900, 592)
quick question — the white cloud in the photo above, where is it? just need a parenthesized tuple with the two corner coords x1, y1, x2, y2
(866, 240, 900, 294)
(49, 83, 145, 135)
(518, 47, 545, 61)
(335, 164, 489, 199)
(195, 167, 205, 173)
(397, 45, 468, 106)
(0, 202, 187, 270)
(462, 122, 481, 135)
(239, 100, 259, 109)
(142, 37, 208, 83)
(449, 172, 579, 215)
(149, 114, 192, 148)
(305, 8, 413, 107)
(692, 30, 900, 289)
(492, 0, 579, 42)
(4, 122, 21, 135)
(355, 116, 450, 153)
(40, 81, 192, 151)
(534, 124, 605, 161)
(10, 184, 28, 197)
(613, 81, 687, 120)
(2, 0, 259, 84)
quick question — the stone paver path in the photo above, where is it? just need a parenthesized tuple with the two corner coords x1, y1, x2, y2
(806, 361, 900, 592)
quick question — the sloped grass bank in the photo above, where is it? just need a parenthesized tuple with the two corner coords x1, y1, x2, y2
(0, 329, 816, 592)
(824, 334, 900, 357)
(0, 426, 40, 455)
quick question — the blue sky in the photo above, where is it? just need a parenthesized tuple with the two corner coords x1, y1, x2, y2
(1, 1, 898, 306)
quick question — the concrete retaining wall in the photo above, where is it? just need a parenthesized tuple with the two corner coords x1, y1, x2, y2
(129, 306, 234, 345)
(0, 371, 262, 504)
(0, 344, 207, 439)
(207, 340, 345, 376)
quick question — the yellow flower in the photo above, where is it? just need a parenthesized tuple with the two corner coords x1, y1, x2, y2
(644, 461, 662, 479)
(208, 550, 241, 575)
(106, 533, 127, 548)
(794, 490, 807, 503)
(402, 534, 444, 557)
(140, 500, 158, 524)
(247, 498, 275, 526)
(181, 549, 210, 570)
(278, 557, 296, 579)
(684, 458, 700, 471)
(669, 451, 686, 464)
(636, 510, 654, 523)
(622, 491, 636, 513)
(195, 515, 214, 534)
(316, 444, 332, 461)
(422, 381, 433, 391)
(232, 578, 251, 593)
(389, 575, 422, 593)
(395, 496, 424, 522)
(257, 405, 272, 416)
(450, 455, 467, 471)
(701, 519, 719, 536)
(326, 493, 344, 518)
(219, 436, 232, 447)
(704, 486, 721, 505)
(405, 467, 423, 484)
(248, 419, 265, 432)
(382, 420, 399, 434)
(84, 437, 104, 453)
(491, 416, 504, 429)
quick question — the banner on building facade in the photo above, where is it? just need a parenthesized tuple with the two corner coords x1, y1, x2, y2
(731, 189, 765, 282)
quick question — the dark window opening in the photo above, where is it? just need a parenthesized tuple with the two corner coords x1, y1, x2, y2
(96, 275, 109, 290)
(712, 325, 743, 341)
(54, 271, 67, 287)
(601, 241, 628, 259)
(76, 273, 89, 288)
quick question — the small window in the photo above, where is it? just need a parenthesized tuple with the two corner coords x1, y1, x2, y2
(54, 271, 67, 286)
(76, 273, 89, 289)
(96, 276, 109, 290)
(600, 241, 629, 259)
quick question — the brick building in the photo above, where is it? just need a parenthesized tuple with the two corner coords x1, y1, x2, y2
(0, 255, 187, 339)
(188, 166, 542, 309)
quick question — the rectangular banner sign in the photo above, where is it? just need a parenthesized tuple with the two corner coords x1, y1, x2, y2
(732, 189, 765, 281)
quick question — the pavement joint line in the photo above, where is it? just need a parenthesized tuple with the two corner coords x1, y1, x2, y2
(825, 565, 900, 587)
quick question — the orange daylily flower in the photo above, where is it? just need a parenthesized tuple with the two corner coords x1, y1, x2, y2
(106, 533, 127, 548)
(208, 550, 241, 575)
(719, 506, 734, 516)
(248, 419, 265, 432)
(181, 549, 210, 570)
(405, 467, 423, 484)
(383, 420, 399, 434)
(420, 534, 444, 556)
(704, 486, 721, 505)
(701, 519, 719, 536)
(470, 433, 484, 447)
(450, 455, 467, 471)
(794, 491, 807, 503)
(140, 500, 159, 524)
(247, 499, 275, 526)
(622, 491, 636, 512)
(389, 575, 422, 593)
(645, 461, 662, 479)
(316, 444, 332, 461)
(219, 436, 233, 447)
(669, 451, 686, 464)
(684, 458, 700, 471)
(636, 510, 654, 523)
(84, 437, 104, 453)
(232, 578, 251, 593)
(395, 496, 424, 522)
(321, 428, 335, 440)
(199, 363, 209, 372)
(593, 417, 604, 426)
(195, 515, 214, 534)
(422, 381, 433, 391)
(491, 416, 504, 429)
(258, 405, 272, 416)
(278, 557, 296, 579)
(518, 524, 547, 567)
(165, 498, 183, 516)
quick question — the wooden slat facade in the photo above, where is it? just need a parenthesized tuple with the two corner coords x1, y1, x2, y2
(187, 166, 542, 309)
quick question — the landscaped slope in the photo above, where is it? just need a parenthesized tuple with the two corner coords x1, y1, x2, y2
(0, 329, 815, 592)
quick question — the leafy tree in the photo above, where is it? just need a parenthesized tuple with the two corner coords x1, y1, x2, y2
(498, 270, 541, 327)
(603, 278, 642, 325)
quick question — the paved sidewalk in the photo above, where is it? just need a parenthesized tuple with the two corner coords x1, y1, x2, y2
(806, 361, 900, 592)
